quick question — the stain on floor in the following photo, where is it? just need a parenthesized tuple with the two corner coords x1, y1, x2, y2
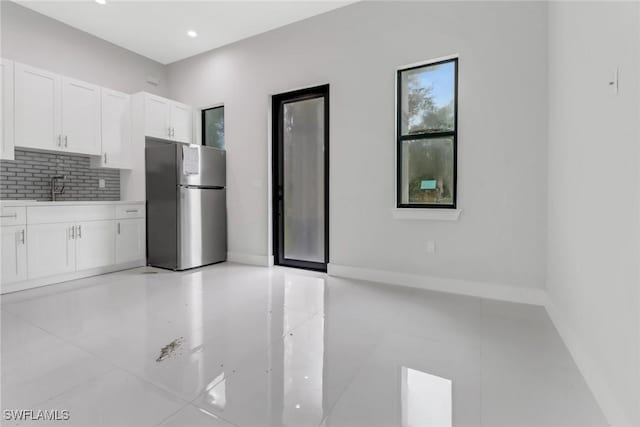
(156, 337, 184, 362)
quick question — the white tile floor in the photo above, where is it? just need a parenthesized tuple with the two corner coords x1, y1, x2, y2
(1, 263, 606, 427)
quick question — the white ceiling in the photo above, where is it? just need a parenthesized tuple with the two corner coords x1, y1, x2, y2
(15, 1, 354, 64)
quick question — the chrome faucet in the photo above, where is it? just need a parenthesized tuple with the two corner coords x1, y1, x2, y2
(50, 175, 66, 201)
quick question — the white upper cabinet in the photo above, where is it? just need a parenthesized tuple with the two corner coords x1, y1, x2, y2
(61, 77, 101, 155)
(141, 93, 192, 143)
(9, 60, 193, 173)
(14, 61, 126, 161)
(15, 63, 100, 155)
(170, 101, 192, 143)
(1, 59, 15, 161)
(98, 88, 131, 169)
(14, 62, 61, 151)
(144, 93, 171, 140)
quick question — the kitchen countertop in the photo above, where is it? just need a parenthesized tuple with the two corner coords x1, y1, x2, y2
(0, 200, 145, 207)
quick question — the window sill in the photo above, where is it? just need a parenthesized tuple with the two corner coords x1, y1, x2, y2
(391, 208, 462, 221)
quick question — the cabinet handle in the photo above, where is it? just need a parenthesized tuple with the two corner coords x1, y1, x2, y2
(64, 135, 68, 148)
(104, 152, 107, 164)
(15, 231, 19, 274)
(168, 127, 172, 137)
(70, 226, 75, 240)
(0, 213, 17, 218)
(77, 225, 82, 239)
(117, 222, 120, 234)
(57, 134, 62, 147)
(125, 209, 138, 213)
(20, 229, 25, 244)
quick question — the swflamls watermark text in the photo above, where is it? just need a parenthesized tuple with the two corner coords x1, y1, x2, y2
(3, 409, 70, 421)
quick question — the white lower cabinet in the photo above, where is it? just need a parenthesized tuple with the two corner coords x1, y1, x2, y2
(1, 202, 146, 293)
(76, 220, 116, 270)
(116, 218, 145, 264)
(27, 222, 76, 280)
(1, 225, 27, 284)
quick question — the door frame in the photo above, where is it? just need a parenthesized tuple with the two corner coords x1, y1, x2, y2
(271, 84, 329, 272)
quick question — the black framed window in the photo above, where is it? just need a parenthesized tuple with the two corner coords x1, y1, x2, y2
(202, 106, 225, 148)
(397, 57, 458, 208)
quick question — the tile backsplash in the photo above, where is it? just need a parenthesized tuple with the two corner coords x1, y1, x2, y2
(0, 149, 120, 201)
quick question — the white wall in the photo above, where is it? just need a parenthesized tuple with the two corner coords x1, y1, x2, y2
(547, 2, 640, 425)
(167, 1, 548, 290)
(0, 1, 168, 96)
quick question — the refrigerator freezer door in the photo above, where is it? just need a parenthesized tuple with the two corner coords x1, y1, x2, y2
(178, 186, 227, 270)
(178, 145, 226, 188)
(146, 141, 179, 269)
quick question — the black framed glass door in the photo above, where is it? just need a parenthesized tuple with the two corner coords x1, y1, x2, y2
(272, 84, 329, 272)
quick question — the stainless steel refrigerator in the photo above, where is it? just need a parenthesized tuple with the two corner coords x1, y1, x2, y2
(145, 141, 226, 270)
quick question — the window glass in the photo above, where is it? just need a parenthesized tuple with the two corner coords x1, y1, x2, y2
(400, 61, 455, 135)
(397, 58, 457, 208)
(400, 137, 454, 205)
(203, 106, 224, 149)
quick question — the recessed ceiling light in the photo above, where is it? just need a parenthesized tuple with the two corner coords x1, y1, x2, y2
(187, 30, 198, 38)
(95, 0, 106, 4)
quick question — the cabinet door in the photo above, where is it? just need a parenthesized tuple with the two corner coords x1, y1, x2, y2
(61, 77, 100, 155)
(75, 221, 115, 271)
(144, 94, 171, 140)
(169, 101, 192, 143)
(115, 218, 146, 264)
(101, 88, 131, 169)
(1, 226, 27, 285)
(1, 59, 15, 161)
(14, 63, 61, 151)
(27, 223, 75, 279)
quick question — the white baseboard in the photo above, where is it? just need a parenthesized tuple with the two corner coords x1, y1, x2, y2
(544, 299, 632, 427)
(1, 260, 146, 294)
(327, 263, 546, 305)
(227, 252, 274, 267)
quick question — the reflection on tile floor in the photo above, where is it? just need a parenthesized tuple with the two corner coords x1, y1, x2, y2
(1, 263, 607, 426)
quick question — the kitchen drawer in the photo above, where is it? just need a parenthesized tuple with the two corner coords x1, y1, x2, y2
(116, 204, 145, 219)
(0, 206, 26, 226)
(75, 205, 116, 222)
(28, 205, 115, 224)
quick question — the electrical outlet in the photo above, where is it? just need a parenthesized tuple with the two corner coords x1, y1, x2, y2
(610, 68, 619, 95)
(98, 179, 106, 189)
(426, 241, 436, 254)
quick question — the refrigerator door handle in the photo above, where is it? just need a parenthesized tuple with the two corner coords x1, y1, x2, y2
(181, 185, 225, 190)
